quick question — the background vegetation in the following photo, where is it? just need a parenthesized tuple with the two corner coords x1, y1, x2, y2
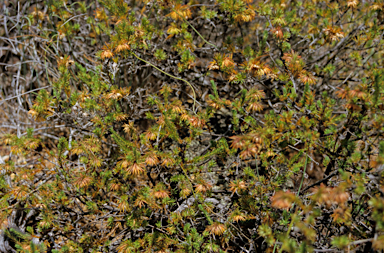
(1, 0, 384, 252)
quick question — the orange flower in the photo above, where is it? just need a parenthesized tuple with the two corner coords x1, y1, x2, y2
(239, 146, 259, 159)
(207, 99, 221, 110)
(109, 182, 121, 191)
(231, 210, 246, 222)
(230, 135, 247, 149)
(299, 70, 317, 85)
(222, 54, 235, 68)
(271, 27, 284, 39)
(115, 43, 130, 53)
(247, 102, 263, 112)
(180, 113, 190, 122)
(247, 59, 262, 72)
(334, 192, 350, 204)
(119, 159, 130, 169)
(249, 133, 263, 145)
(134, 198, 147, 208)
(135, 26, 145, 38)
(145, 130, 157, 141)
(171, 103, 185, 114)
(157, 115, 165, 126)
(324, 26, 344, 42)
(123, 121, 136, 134)
(228, 71, 238, 82)
(229, 180, 247, 194)
(205, 222, 226, 235)
(118, 198, 129, 212)
(73, 174, 93, 188)
(312, 185, 349, 207)
(162, 157, 175, 167)
(282, 50, 304, 74)
(271, 191, 296, 210)
(153, 190, 169, 199)
(349, 88, 366, 99)
(189, 116, 205, 128)
(145, 154, 159, 166)
(232, 214, 246, 222)
(344, 102, 361, 111)
(335, 88, 349, 99)
(101, 49, 113, 59)
(114, 113, 128, 122)
(126, 163, 145, 175)
(195, 180, 212, 193)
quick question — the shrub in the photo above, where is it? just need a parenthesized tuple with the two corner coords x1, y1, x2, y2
(1, 0, 384, 252)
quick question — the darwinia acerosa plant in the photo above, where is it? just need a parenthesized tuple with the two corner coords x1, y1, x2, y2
(1, 0, 384, 252)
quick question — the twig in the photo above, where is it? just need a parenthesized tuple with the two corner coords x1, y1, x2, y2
(131, 51, 197, 113)
(301, 170, 339, 193)
(0, 86, 50, 104)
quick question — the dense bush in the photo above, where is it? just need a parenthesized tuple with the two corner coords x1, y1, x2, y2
(1, 0, 384, 252)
